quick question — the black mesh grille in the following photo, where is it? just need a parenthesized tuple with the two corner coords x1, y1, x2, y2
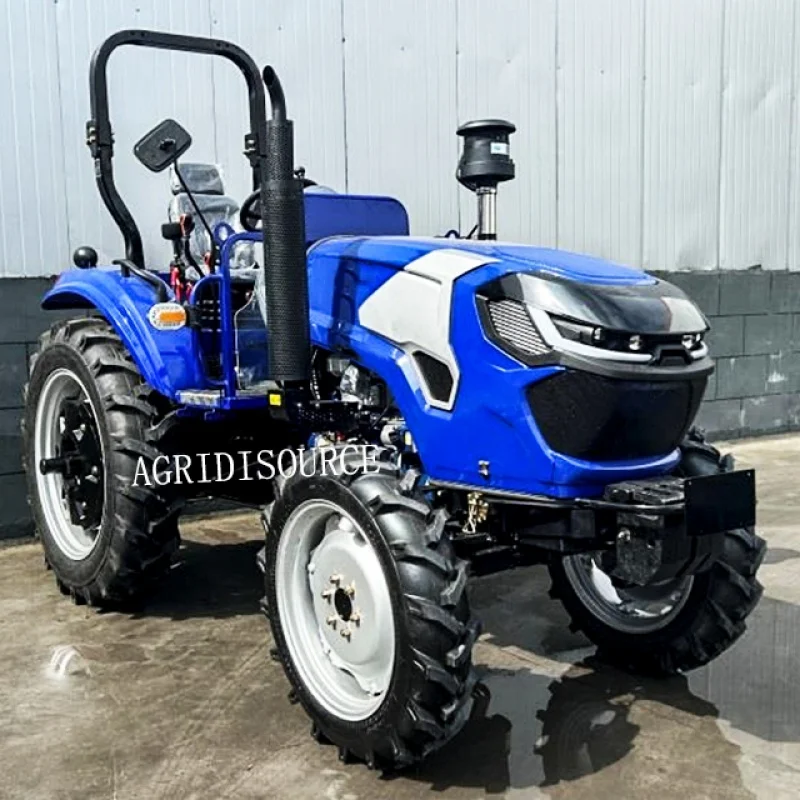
(527, 371, 707, 461)
(486, 299, 550, 356)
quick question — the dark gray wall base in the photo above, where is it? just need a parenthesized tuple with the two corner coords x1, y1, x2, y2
(653, 268, 800, 442)
(0, 277, 68, 540)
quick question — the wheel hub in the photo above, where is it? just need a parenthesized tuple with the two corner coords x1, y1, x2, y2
(333, 588, 354, 621)
(308, 516, 393, 695)
(34, 369, 105, 561)
(42, 398, 104, 529)
(275, 499, 396, 721)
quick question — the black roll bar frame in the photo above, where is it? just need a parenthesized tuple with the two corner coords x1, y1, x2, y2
(87, 28, 285, 269)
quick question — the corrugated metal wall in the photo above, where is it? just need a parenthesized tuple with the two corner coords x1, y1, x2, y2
(2, 0, 800, 277)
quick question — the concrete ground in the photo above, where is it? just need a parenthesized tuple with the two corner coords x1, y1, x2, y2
(1, 437, 799, 800)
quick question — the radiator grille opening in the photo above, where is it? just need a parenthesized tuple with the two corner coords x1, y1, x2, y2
(527, 371, 707, 461)
(486, 299, 550, 357)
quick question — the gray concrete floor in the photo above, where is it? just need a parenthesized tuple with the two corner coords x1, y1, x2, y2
(2, 436, 800, 799)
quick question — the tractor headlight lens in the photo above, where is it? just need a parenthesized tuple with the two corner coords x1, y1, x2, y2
(628, 334, 644, 352)
(682, 332, 705, 352)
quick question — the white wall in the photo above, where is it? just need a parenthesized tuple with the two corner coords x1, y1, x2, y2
(2, 0, 799, 277)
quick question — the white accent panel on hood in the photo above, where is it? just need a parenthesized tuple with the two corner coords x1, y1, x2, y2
(358, 249, 497, 410)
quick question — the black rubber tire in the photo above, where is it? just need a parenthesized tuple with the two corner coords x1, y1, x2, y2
(548, 429, 766, 674)
(22, 316, 180, 607)
(263, 448, 480, 771)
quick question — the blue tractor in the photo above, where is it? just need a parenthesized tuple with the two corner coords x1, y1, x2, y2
(23, 30, 765, 769)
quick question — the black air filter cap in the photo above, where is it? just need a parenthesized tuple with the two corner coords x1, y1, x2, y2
(456, 119, 516, 191)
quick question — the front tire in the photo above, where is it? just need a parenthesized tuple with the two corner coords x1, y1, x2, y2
(548, 430, 766, 674)
(263, 449, 480, 770)
(22, 317, 180, 607)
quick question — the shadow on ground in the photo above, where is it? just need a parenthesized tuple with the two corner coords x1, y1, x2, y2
(139, 537, 264, 621)
(762, 546, 800, 565)
(390, 659, 757, 796)
(402, 589, 800, 795)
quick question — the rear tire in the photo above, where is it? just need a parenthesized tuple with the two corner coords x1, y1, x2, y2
(22, 317, 180, 607)
(548, 429, 766, 674)
(263, 448, 480, 770)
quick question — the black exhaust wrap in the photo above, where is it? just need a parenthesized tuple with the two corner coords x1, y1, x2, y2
(261, 117, 310, 381)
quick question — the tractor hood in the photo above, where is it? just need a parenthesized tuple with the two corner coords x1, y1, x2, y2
(309, 235, 707, 338)
(309, 235, 654, 286)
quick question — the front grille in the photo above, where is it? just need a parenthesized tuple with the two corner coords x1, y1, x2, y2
(527, 371, 707, 461)
(486, 299, 550, 357)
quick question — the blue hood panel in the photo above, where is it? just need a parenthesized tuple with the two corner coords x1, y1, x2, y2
(308, 236, 655, 286)
(305, 234, 688, 498)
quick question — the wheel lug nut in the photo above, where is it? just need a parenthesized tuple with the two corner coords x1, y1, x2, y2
(350, 611, 361, 625)
(321, 588, 334, 600)
(326, 615, 337, 628)
(329, 574, 342, 585)
(340, 626, 351, 640)
(344, 582, 355, 597)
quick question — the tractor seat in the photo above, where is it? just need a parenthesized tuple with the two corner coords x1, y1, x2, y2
(169, 163, 240, 263)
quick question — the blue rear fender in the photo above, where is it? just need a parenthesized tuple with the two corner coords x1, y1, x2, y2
(42, 267, 205, 400)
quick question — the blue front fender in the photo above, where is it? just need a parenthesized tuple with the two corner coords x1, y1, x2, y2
(42, 268, 205, 399)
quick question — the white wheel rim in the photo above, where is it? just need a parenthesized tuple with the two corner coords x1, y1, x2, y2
(275, 499, 396, 721)
(34, 368, 105, 561)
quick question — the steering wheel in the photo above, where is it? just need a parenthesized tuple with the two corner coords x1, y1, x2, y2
(240, 175, 317, 232)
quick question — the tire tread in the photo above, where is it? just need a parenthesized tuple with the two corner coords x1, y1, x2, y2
(264, 448, 478, 771)
(22, 316, 180, 607)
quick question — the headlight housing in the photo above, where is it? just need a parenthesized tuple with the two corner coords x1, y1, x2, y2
(478, 273, 709, 367)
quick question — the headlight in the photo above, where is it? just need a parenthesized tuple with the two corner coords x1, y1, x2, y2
(479, 272, 709, 367)
(550, 314, 705, 357)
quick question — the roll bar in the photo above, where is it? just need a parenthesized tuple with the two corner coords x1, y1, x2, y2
(87, 29, 282, 268)
(87, 29, 310, 382)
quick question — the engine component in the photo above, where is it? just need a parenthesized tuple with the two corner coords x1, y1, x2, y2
(464, 491, 490, 535)
(339, 363, 382, 407)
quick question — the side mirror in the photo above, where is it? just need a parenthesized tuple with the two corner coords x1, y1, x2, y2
(133, 118, 192, 173)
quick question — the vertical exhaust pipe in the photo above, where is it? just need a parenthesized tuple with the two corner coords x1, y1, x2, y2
(262, 66, 310, 382)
